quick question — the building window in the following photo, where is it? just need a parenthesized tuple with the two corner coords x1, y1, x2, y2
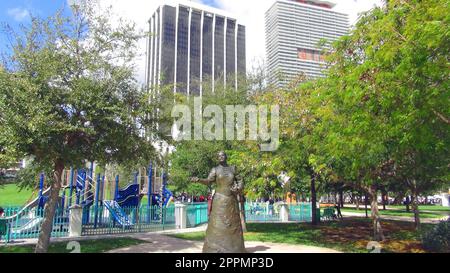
(297, 48, 324, 62)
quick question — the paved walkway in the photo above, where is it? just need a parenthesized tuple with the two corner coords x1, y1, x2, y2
(108, 233, 340, 253)
(3, 225, 340, 253)
(2, 225, 209, 246)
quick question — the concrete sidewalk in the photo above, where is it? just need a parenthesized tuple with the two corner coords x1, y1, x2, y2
(3, 224, 340, 253)
(2, 225, 209, 246)
(109, 232, 340, 253)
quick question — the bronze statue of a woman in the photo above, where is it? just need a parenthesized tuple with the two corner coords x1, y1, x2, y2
(191, 151, 246, 253)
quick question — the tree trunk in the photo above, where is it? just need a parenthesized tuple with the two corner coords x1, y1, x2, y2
(356, 194, 360, 210)
(405, 196, 410, 212)
(381, 191, 387, 210)
(310, 170, 319, 225)
(368, 185, 385, 241)
(35, 160, 64, 253)
(409, 181, 421, 230)
(411, 194, 421, 230)
(364, 194, 368, 218)
(339, 189, 344, 208)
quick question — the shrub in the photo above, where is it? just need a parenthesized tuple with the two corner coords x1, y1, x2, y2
(422, 219, 450, 253)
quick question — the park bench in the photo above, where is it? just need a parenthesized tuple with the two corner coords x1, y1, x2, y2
(321, 207, 337, 221)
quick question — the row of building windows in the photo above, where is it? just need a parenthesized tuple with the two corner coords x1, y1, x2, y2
(149, 5, 246, 93)
(297, 48, 324, 62)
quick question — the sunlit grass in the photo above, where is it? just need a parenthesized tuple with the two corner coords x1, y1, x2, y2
(169, 219, 437, 253)
(0, 237, 146, 253)
(0, 184, 34, 207)
(341, 206, 449, 219)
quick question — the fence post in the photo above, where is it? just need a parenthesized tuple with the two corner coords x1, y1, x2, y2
(69, 205, 83, 237)
(175, 202, 187, 229)
(279, 203, 289, 222)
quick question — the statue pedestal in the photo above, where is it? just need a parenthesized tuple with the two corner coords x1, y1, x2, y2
(69, 205, 83, 237)
(279, 203, 290, 222)
(175, 203, 187, 229)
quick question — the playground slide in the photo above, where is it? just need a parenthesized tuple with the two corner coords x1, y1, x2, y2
(116, 184, 140, 207)
(10, 217, 43, 235)
(162, 188, 174, 207)
(103, 200, 133, 227)
(4, 188, 51, 221)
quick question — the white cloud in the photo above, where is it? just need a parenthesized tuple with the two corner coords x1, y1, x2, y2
(67, 0, 384, 83)
(7, 7, 30, 22)
(69, 0, 165, 84)
(334, 0, 384, 24)
(82, 0, 206, 83)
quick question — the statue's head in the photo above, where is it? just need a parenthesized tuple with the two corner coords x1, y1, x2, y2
(218, 151, 227, 164)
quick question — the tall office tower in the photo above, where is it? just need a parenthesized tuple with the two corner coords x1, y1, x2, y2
(265, 0, 349, 88)
(146, 1, 246, 95)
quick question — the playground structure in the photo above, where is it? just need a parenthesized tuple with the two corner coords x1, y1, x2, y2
(0, 165, 315, 242)
(2, 162, 174, 240)
(286, 192, 298, 204)
(244, 201, 312, 222)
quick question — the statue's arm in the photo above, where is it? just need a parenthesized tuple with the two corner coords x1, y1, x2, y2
(191, 167, 216, 186)
(231, 166, 244, 194)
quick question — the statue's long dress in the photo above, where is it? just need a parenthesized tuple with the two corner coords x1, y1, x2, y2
(203, 166, 246, 253)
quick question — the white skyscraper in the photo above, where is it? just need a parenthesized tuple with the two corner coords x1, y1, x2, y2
(265, 0, 349, 88)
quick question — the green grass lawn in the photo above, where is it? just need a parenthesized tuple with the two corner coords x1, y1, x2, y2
(390, 205, 450, 212)
(0, 237, 146, 253)
(169, 219, 436, 253)
(0, 184, 35, 207)
(0, 183, 167, 208)
(341, 206, 450, 219)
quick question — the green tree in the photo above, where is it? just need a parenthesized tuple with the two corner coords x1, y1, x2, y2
(0, 2, 159, 252)
(169, 80, 250, 193)
(314, 0, 449, 238)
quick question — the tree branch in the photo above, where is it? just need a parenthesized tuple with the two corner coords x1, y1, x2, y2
(432, 109, 450, 125)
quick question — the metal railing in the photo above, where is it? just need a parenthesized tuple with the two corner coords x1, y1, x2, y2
(288, 203, 312, 222)
(81, 205, 176, 236)
(0, 201, 313, 243)
(186, 203, 208, 228)
(245, 202, 312, 222)
(245, 203, 281, 222)
(1, 207, 69, 241)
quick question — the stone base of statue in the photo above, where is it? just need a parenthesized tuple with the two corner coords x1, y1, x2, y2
(203, 192, 246, 253)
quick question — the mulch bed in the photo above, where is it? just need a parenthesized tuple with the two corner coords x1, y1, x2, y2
(317, 218, 426, 253)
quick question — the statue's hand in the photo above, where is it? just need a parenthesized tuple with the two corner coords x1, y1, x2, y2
(230, 183, 242, 194)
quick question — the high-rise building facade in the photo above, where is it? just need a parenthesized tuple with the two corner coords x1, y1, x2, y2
(146, 1, 246, 95)
(265, 0, 349, 88)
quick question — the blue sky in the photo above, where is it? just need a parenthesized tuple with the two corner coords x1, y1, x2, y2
(0, 0, 70, 25)
(0, 0, 217, 54)
(1, 0, 383, 81)
(0, 0, 217, 27)
(199, 0, 219, 8)
(0, 0, 72, 54)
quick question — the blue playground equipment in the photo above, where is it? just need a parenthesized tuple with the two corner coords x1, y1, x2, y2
(2, 161, 174, 241)
(103, 200, 133, 227)
(161, 172, 174, 207)
(114, 173, 140, 207)
(4, 173, 70, 240)
(101, 162, 173, 226)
